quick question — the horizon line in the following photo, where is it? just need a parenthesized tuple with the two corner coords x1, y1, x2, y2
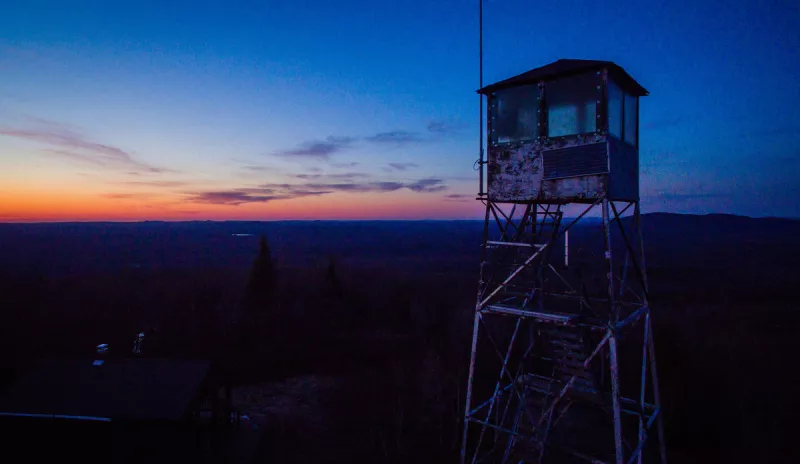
(1, 212, 797, 225)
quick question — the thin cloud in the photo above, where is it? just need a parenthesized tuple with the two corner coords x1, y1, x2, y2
(261, 177, 447, 195)
(298, 181, 405, 193)
(407, 178, 447, 193)
(188, 191, 283, 206)
(364, 131, 423, 144)
(444, 193, 473, 202)
(272, 127, 434, 161)
(242, 165, 274, 172)
(42, 149, 105, 166)
(185, 187, 330, 206)
(330, 162, 359, 168)
(327, 172, 369, 180)
(295, 172, 370, 180)
(23, 116, 81, 132)
(427, 120, 466, 134)
(296, 182, 398, 193)
(273, 136, 356, 159)
(103, 193, 150, 200)
(387, 162, 419, 171)
(0, 125, 170, 173)
(121, 180, 188, 187)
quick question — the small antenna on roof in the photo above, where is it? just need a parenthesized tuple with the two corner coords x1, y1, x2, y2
(477, 0, 486, 196)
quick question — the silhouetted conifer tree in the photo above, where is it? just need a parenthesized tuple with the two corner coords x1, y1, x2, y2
(247, 235, 275, 308)
(325, 255, 342, 298)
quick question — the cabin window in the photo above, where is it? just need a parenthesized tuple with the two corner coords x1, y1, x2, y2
(624, 93, 638, 146)
(546, 73, 598, 137)
(607, 80, 623, 139)
(490, 85, 539, 144)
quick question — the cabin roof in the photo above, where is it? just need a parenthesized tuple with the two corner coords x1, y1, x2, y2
(0, 358, 211, 422)
(478, 59, 649, 96)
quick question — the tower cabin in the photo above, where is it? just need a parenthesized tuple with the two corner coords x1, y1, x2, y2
(479, 59, 648, 203)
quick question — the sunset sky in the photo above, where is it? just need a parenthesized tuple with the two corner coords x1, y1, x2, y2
(1, 0, 798, 221)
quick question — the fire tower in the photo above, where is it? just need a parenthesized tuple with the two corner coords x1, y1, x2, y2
(461, 59, 667, 464)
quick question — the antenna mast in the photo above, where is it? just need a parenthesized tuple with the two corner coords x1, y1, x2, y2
(478, 0, 485, 196)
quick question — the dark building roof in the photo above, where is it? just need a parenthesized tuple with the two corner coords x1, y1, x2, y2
(478, 59, 649, 97)
(0, 358, 211, 422)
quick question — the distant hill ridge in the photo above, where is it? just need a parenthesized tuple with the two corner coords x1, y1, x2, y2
(1, 214, 797, 276)
(1, 212, 797, 226)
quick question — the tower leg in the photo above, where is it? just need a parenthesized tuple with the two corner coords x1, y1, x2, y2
(603, 198, 624, 464)
(609, 333, 624, 464)
(639, 309, 649, 464)
(461, 311, 481, 464)
(647, 312, 668, 464)
(602, 198, 618, 322)
(637, 202, 666, 463)
(462, 202, 493, 464)
(635, 202, 649, 298)
(473, 317, 522, 459)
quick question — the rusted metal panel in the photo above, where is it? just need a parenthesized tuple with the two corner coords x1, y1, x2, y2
(488, 134, 610, 202)
(487, 142, 542, 201)
(542, 175, 607, 201)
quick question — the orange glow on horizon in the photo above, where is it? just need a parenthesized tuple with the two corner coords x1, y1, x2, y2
(0, 190, 483, 222)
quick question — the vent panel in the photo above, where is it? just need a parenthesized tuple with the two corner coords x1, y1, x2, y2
(542, 143, 608, 180)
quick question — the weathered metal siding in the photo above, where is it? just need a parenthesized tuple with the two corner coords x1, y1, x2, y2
(542, 174, 606, 201)
(607, 136, 639, 201)
(487, 134, 609, 202)
(487, 142, 542, 201)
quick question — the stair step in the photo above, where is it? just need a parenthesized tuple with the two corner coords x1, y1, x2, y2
(551, 347, 587, 358)
(555, 374, 595, 389)
(560, 382, 597, 395)
(540, 329, 582, 341)
(485, 305, 575, 324)
(554, 359, 587, 371)
(487, 240, 544, 248)
(554, 359, 588, 371)
(557, 365, 590, 378)
(548, 340, 584, 351)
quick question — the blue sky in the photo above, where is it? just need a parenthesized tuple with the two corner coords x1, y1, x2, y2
(1, 0, 798, 220)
